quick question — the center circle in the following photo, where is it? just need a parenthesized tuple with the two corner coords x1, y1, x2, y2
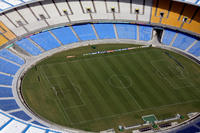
(108, 74, 132, 89)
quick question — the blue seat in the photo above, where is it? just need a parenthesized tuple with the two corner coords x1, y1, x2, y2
(16, 38, 42, 56)
(172, 33, 196, 50)
(30, 31, 61, 51)
(0, 49, 24, 65)
(73, 24, 97, 41)
(116, 24, 137, 39)
(0, 99, 19, 111)
(0, 58, 20, 75)
(139, 25, 152, 41)
(10, 111, 31, 121)
(0, 87, 13, 97)
(176, 126, 200, 133)
(51, 26, 78, 45)
(31, 121, 47, 127)
(93, 23, 116, 39)
(162, 29, 176, 45)
(0, 74, 13, 86)
(188, 41, 200, 57)
(196, 121, 200, 127)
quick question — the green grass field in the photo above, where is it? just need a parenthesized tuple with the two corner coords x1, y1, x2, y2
(22, 44, 200, 132)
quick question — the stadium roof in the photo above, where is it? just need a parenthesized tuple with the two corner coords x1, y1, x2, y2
(0, 0, 43, 13)
(173, 0, 200, 6)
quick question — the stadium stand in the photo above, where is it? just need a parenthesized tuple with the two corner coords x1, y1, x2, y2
(197, 121, 200, 127)
(93, 23, 116, 39)
(0, 87, 13, 97)
(188, 41, 200, 56)
(176, 126, 200, 133)
(0, 35, 8, 47)
(139, 25, 153, 41)
(72, 24, 97, 41)
(9, 111, 31, 121)
(0, 49, 24, 65)
(0, 99, 19, 111)
(0, 111, 61, 133)
(0, 21, 16, 40)
(30, 31, 61, 51)
(160, 1, 184, 28)
(162, 29, 177, 45)
(31, 121, 47, 127)
(0, 58, 20, 75)
(115, 24, 137, 40)
(172, 33, 197, 50)
(0, 0, 199, 131)
(51, 27, 78, 45)
(0, 74, 13, 86)
(151, 0, 200, 34)
(182, 8, 200, 34)
(16, 38, 42, 56)
(151, 0, 171, 23)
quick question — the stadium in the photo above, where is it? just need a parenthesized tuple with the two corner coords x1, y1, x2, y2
(0, 0, 200, 133)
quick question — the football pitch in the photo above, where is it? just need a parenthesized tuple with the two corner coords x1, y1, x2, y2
(22, 44, 200, 131)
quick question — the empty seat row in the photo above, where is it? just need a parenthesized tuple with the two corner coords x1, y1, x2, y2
(16, 23, 153, 56)
(162, 29, 200, 57)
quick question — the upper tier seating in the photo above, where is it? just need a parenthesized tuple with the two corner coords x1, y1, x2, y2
(0, 21, 16, 40)
(72, 24, 97, 41)
(151, 0, 200, 34)
(139, 25, 153, 41)
(16, 38, 42, 56)
(182, 9, 200, 34)
(162, 29, 177, 45)
(0, 49, 24, 65)
(51, 27, 78, 45)
(115, 24, 137, 40)
(93, 23, 116, 39)
(172, 33, 197, 50)
(30, 31, 61, 51)
(0, 21, 16, 47)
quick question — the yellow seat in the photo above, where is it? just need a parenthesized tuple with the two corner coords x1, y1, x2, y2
(0, 21, 16, 40)
(151, 0, 171, 23)
(0, 35, 8, 47)
(182, 9, 200, 34)
(162, 2, 184, 28)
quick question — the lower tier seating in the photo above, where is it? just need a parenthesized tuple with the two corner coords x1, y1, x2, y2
(0, 49, 24, 65)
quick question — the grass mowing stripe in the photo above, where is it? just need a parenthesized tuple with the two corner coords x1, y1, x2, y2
(67, 62, 111, 120)
(114, 53, 153, 108)
(65, 63, 110, 118)
(39, 66, 72, 125)
(79, 59, 126, 114)
(22, 46, 200, 131)
(87, 57, 139, 112)
(132, 52, 176, 105)
(103, 55, 143, 111)
(123, 53, 163, 108)
(138, 52, 177, 105)
(53, 64, 83, 106)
